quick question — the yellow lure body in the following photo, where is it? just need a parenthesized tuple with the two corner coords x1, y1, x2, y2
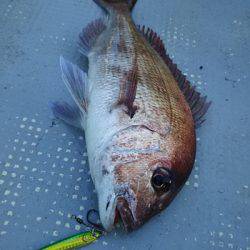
(40, 230, 102, 250)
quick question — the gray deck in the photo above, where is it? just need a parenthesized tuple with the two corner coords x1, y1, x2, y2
(0, 0, 249, 249)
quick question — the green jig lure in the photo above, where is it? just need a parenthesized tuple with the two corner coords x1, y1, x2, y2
(40, 229, 102, 250)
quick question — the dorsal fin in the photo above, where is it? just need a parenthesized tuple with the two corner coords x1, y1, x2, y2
(138, 25, 211, 128)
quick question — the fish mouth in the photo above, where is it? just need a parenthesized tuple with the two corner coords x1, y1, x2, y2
(115, 197, 137, 232)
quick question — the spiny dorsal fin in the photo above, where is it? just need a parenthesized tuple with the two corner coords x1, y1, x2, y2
(138, 25, 211, 128)
(78, 18, 106, 55)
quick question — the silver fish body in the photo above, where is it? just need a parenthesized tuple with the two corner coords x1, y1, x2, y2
(52, 0, 210, 232)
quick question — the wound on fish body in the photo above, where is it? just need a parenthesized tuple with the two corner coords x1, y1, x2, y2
(51, 0, 211, 232)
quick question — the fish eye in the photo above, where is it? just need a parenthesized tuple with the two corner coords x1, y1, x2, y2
(151, 167, 172, 192)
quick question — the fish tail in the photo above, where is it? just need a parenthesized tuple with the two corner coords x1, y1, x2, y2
(93, 0, 137, 12)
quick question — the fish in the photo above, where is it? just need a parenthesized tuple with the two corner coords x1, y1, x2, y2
(40, 230, 102, 250)
(51, 0, 211, 232)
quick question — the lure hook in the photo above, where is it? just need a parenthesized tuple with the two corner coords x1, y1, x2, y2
(71, 209, 105, 233)
(87, 209, 105, 232)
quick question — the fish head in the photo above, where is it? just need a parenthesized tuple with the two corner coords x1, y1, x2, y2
(113, 158, 191, 232)
(99, 125, 195, 232)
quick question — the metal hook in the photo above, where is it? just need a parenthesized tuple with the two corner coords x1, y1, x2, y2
(71, 209, 105, 233)
(86, 209, 105, 232)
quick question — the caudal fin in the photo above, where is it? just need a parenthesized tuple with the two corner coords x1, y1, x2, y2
(93, 0, 137, 12)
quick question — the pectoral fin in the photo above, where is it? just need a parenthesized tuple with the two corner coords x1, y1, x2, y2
(111, 65, 138, 118)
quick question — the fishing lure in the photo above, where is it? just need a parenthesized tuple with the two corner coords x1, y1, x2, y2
(40, 229, 102, 250)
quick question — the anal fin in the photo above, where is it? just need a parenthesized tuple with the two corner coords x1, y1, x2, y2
(138, 25, 211, 128)
(78, 18, 106, 55)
